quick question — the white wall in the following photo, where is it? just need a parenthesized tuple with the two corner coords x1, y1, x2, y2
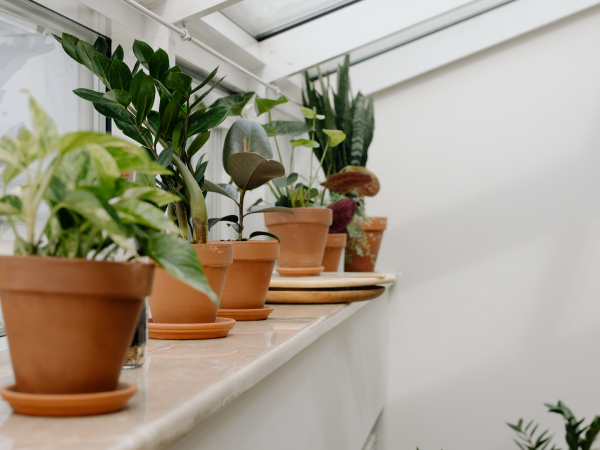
(367, 5, 600, 450)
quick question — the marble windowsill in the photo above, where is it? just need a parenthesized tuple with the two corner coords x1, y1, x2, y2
(0, 301, 375, 450)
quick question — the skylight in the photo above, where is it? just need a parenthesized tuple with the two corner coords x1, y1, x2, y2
(220, 0, 359, 40)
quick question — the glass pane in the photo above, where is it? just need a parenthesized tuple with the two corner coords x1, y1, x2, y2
(221, 0, 357, 39)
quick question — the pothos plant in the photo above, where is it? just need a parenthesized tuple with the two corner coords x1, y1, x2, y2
(54, 33, 233, 246)
(203, 119, 294, 240)
(251, 95, 347, 208)
(0, 94, 215, 300)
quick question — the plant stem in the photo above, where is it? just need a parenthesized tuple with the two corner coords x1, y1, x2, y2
(175, 201, 189, 241)
(238, 189, 246, 240)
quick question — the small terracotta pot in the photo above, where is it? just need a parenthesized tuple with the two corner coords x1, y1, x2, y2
(264, 207, 332, 277)
(149, 241, 233, 324)
(345, 217, 387, 272)
(221, 240, 279, 309)
(0, 256, 153, 395)
(321, 233, 347, 272)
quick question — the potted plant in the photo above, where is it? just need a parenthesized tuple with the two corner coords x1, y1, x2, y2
(303, 56, 385, 272)
(55, 34, 234, 326)
(256, 97, 346, 277)
(0, 94, 209, 416)
(204, 118, 293, 319)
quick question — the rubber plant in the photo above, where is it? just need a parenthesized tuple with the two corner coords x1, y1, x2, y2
(54, 33, 231, 250)
(508, 401, 600, 450)
(204, 118, 294, 239)
(0, 92, 211, 294)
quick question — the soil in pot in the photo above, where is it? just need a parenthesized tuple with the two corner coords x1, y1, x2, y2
(264, 208, 332, 277)
(0, 256, 153, 395)
(345, 217, 387, 272)
(149, 241, 233, 324)
(321, 233, 347, 272)
(221, 240, 279, 310)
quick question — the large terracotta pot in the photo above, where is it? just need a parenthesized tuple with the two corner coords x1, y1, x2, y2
(0, 256, 153, 395)
(149, 241, 233, 324)
(321, 233, 347, 272)
(345, 217, 387, 272)
(264, 207, 332, 277)
(221, 240, 279, 309)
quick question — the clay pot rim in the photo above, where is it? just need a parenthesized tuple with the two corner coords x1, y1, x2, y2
(361, 216, 387, 231)
(264, 207, 333, 226)
(228, 239, 280, 261)
(325, 233, 347, 248)
(192, 241, 234, 268)
(0, 255, 153, 297)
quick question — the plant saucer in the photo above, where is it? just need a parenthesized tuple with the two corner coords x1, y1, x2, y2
(217, 306, 274, 321)
(148, 317, 236, 340)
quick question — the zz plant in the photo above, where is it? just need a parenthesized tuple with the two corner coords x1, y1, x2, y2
(54, 33, 231, 245)
(0, 93, 215, 300)
(204, 118, 293, 240)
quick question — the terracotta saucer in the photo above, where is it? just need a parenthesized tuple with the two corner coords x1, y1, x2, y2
(276, 266, 324, 277)
(0, 382, 137, 417)
(266, 285, 386, 304)
(148, 317, 236, 340)
(217, 306, 274, 321)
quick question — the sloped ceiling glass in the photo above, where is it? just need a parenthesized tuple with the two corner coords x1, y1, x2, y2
(220, 0, 358, 40)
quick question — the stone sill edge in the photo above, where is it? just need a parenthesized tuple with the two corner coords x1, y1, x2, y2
(111, 301, 370, 450)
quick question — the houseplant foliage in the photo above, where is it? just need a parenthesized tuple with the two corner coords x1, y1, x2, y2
(0, 94, 211, 406)
(54, 33, 230, 247)
(508, 401, 600, 450)
(204, 118, 293, 314)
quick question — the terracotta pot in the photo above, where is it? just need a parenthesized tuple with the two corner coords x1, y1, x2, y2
(0, 256, 153, 395)
(345, 217, 387, 272)
(264, 208, 332, 277)
(221, 240, 279, 309)
(321, 233, 347, 272)
(149, 241, 233, 324)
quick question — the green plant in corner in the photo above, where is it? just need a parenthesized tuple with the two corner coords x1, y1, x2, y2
(54, 33, 231, 246)
(0, 93, 216, 301)
(508, 401, 600, 450)
(203, 118, 294, 240)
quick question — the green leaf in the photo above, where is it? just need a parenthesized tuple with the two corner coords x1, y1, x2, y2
(135, 75, 156, 127)
(121, 186, 179, 207)
(171, 121, 184, 153)
(223, 118, 273, 174)
(114, 120, 152, 147)
(112, 44, 124, 61)
(114, 198, 178, 233)
(133, 39, 154, 70)
(165, 72, 192, 97)
(109, 59, 133, 91)
(149, 48, 169, 81)
(208, 215, 238, 231)
(323, 129, 346, 147)
(141, 232, 217, 304)
(187, 131, 210, 159)
(190, 76, 226, 111)
(130, 69, 147, 106)
(194, 161, 208, 184)
(262, 121, 313, 137)
(73, 88, 122, 107)
(299, 106, 315, 119)
(75, 40, 96, 74)
(254, 95, 287, 116)
(92, 51, 112, 87)
(190, 66, 218, 95)
(58, 131, 134, 156)
(203, 179, 238, 202)
(187, 106, 230, 137)
(94, 102, 131, 123)
(86, 143, 121, 189)
(272, 172, 298, 188)
(210, 92, 255, 116)
(249, 231, 280, 242)
(244, 206, 294, 216)
(290, 139, 319, 148)
(158, 99, 180, 140)
(0, 195, 22, 217)
(60, 33, 82, 64)
(156, 147, 174, 168)
(104, 89, 132, 107)
(93, 37, 108, 56)
(229, 152, 285, 191)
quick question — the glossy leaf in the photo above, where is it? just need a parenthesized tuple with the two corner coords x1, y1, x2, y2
(112, 44, 124, 61)
(187, 106, 230, 137)
(171, 122, 184, 153)
(272, 172, 298, 188)
(130, 70, 146, 105)
(323, 129, 346, 147)
(210, 92, 254, 116)
(203, 179, 238, 202)
(158, 99, 180, 139)
(133, 39, 154, 70)
(93, 102, 131, 123)
(262, 121, 312, 137)
(73, 88, 124, 108)
(208, 214, 238, 231)
(92, 52, 111, 87)
(156, 147, 174, 168)
(109, 59, 132, 91)
(93, 37, 108, 56)
(194, 160, 208, 184)
(104, 89, 131, 107)
(135, 75, 155, 127)
(165, 72, 192, 97)
(229, 152, 285, 191)
(149, 48, 170, 81)
(60, 33, 82, 64)
(105, 145, 171, 175)
(244, 206, 293, 216)
(114, 198, 179, 233)
(254, 95, 287, 116)
(187, 131, 210, 159)
(190, 66, 218, 95)
(121, 186, 179, 207)
(189, 76, 226, 111)
(248, 231, 280, 242)
(222, 118, 273, 174)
